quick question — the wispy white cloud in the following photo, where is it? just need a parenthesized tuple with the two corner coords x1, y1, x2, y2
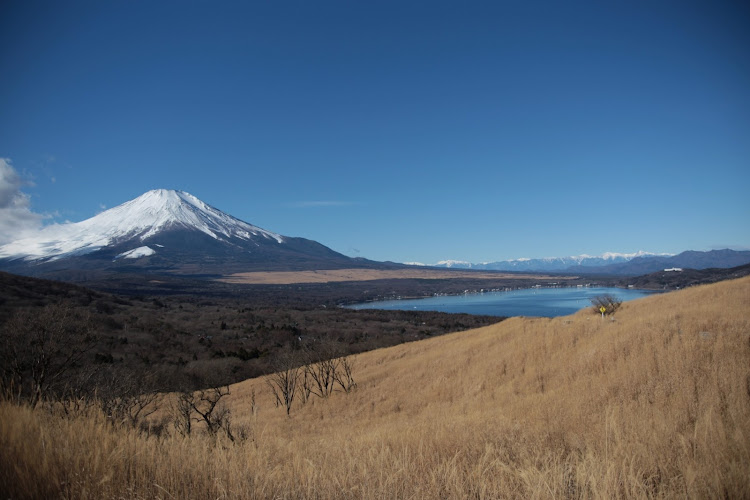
(288, 200, 357, 208)
(0, 158, 46, 245)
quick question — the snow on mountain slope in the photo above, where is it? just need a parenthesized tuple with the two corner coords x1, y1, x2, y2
(435, 260, 475, 268)
(600, 251, 665, 260)
(0, 189, 284, 262)
(115, 246, 156, 260)
(427, 251, 675, 271)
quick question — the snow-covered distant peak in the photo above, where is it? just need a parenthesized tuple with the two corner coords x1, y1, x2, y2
(428, 250, 676, 272)
(0, 189, 285, 262)
(600, 250, 673, 260)
(512, 251, 672, 263)
(435, 260, 473, 268)
(94, 189, 284, 243)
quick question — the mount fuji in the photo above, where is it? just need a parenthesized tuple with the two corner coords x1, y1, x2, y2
(0, 189, 378, 277)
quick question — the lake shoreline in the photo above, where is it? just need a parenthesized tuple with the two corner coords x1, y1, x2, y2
(345, 281, 652, 305)
(345, 285, 658, 318)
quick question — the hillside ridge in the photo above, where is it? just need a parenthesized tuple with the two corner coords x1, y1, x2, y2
(2, 276, 748, 498)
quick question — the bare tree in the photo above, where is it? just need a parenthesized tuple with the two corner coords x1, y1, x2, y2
(334, 355, 357, 393)
(190, 386, 232, 437)
(296, 340, 358, 402)
(300, 368, 312, 404)
(304, 352, 340, 399)
(0, 304, 98, 407)
(591, 294, 623, 316)
(172, 385, 234, 439)
(267, 351, 301, 415)
(96, 367, 161, 428)
(173, 391, 194, 437)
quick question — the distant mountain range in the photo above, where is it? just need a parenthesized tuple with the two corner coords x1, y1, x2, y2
(419, 249, 750, 276)
(423, 251, 668, 271)
(579, 249, 750, 275)
(2, 189, 747, 281)
(0, 189, 386, 278)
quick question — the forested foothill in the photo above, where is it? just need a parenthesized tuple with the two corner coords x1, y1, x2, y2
(615, 262, 750, 290)
(0, 271, 502, 401)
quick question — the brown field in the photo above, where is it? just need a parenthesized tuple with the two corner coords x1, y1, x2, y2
(219, 267, 569, 284)
(2, 277, 749, 498)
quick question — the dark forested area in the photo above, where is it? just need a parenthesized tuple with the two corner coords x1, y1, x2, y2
(0, 271, 502, 402)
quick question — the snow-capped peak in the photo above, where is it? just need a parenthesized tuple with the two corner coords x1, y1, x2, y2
(94, 189, 284, 243)
(435, 260, 473, 268)
(0, 189, 284, 262)
(600, 250, 672, 260)
(427, 250, 677, 271)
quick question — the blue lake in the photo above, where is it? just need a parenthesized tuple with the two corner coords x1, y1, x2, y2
(346, 287, 657, 318)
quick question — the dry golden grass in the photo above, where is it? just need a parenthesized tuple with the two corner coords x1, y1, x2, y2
(2, 277, 749, 498)
(218, 267, 570, 284)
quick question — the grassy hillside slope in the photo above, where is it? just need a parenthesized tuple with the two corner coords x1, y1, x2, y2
(2, 277, 749, 498)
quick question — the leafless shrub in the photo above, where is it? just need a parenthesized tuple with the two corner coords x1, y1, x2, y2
(101, 391, 158, 426)
(95, 367, 161, 428)
(267, 351, 301, 415)
(191, 386, 232, 437)
(591, 294, 623, 316)
(300, 368, 312, 404)
(301, 340, 356, 398)
(266, 341, 357, 415)
(335, 355, 357, 393)
(139, 413, 172, 439)
(173, 391, 195, 437)
(110, 389, 161, 428)
(0, 304, 98, 407)
(172, 385, 234, 440)
(304, 345, 341, 399)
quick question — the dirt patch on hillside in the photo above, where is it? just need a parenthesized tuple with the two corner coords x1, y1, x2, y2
(218, 268, 570, 285)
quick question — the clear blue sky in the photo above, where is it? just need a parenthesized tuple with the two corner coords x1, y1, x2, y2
(1, 0, 749, 263)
